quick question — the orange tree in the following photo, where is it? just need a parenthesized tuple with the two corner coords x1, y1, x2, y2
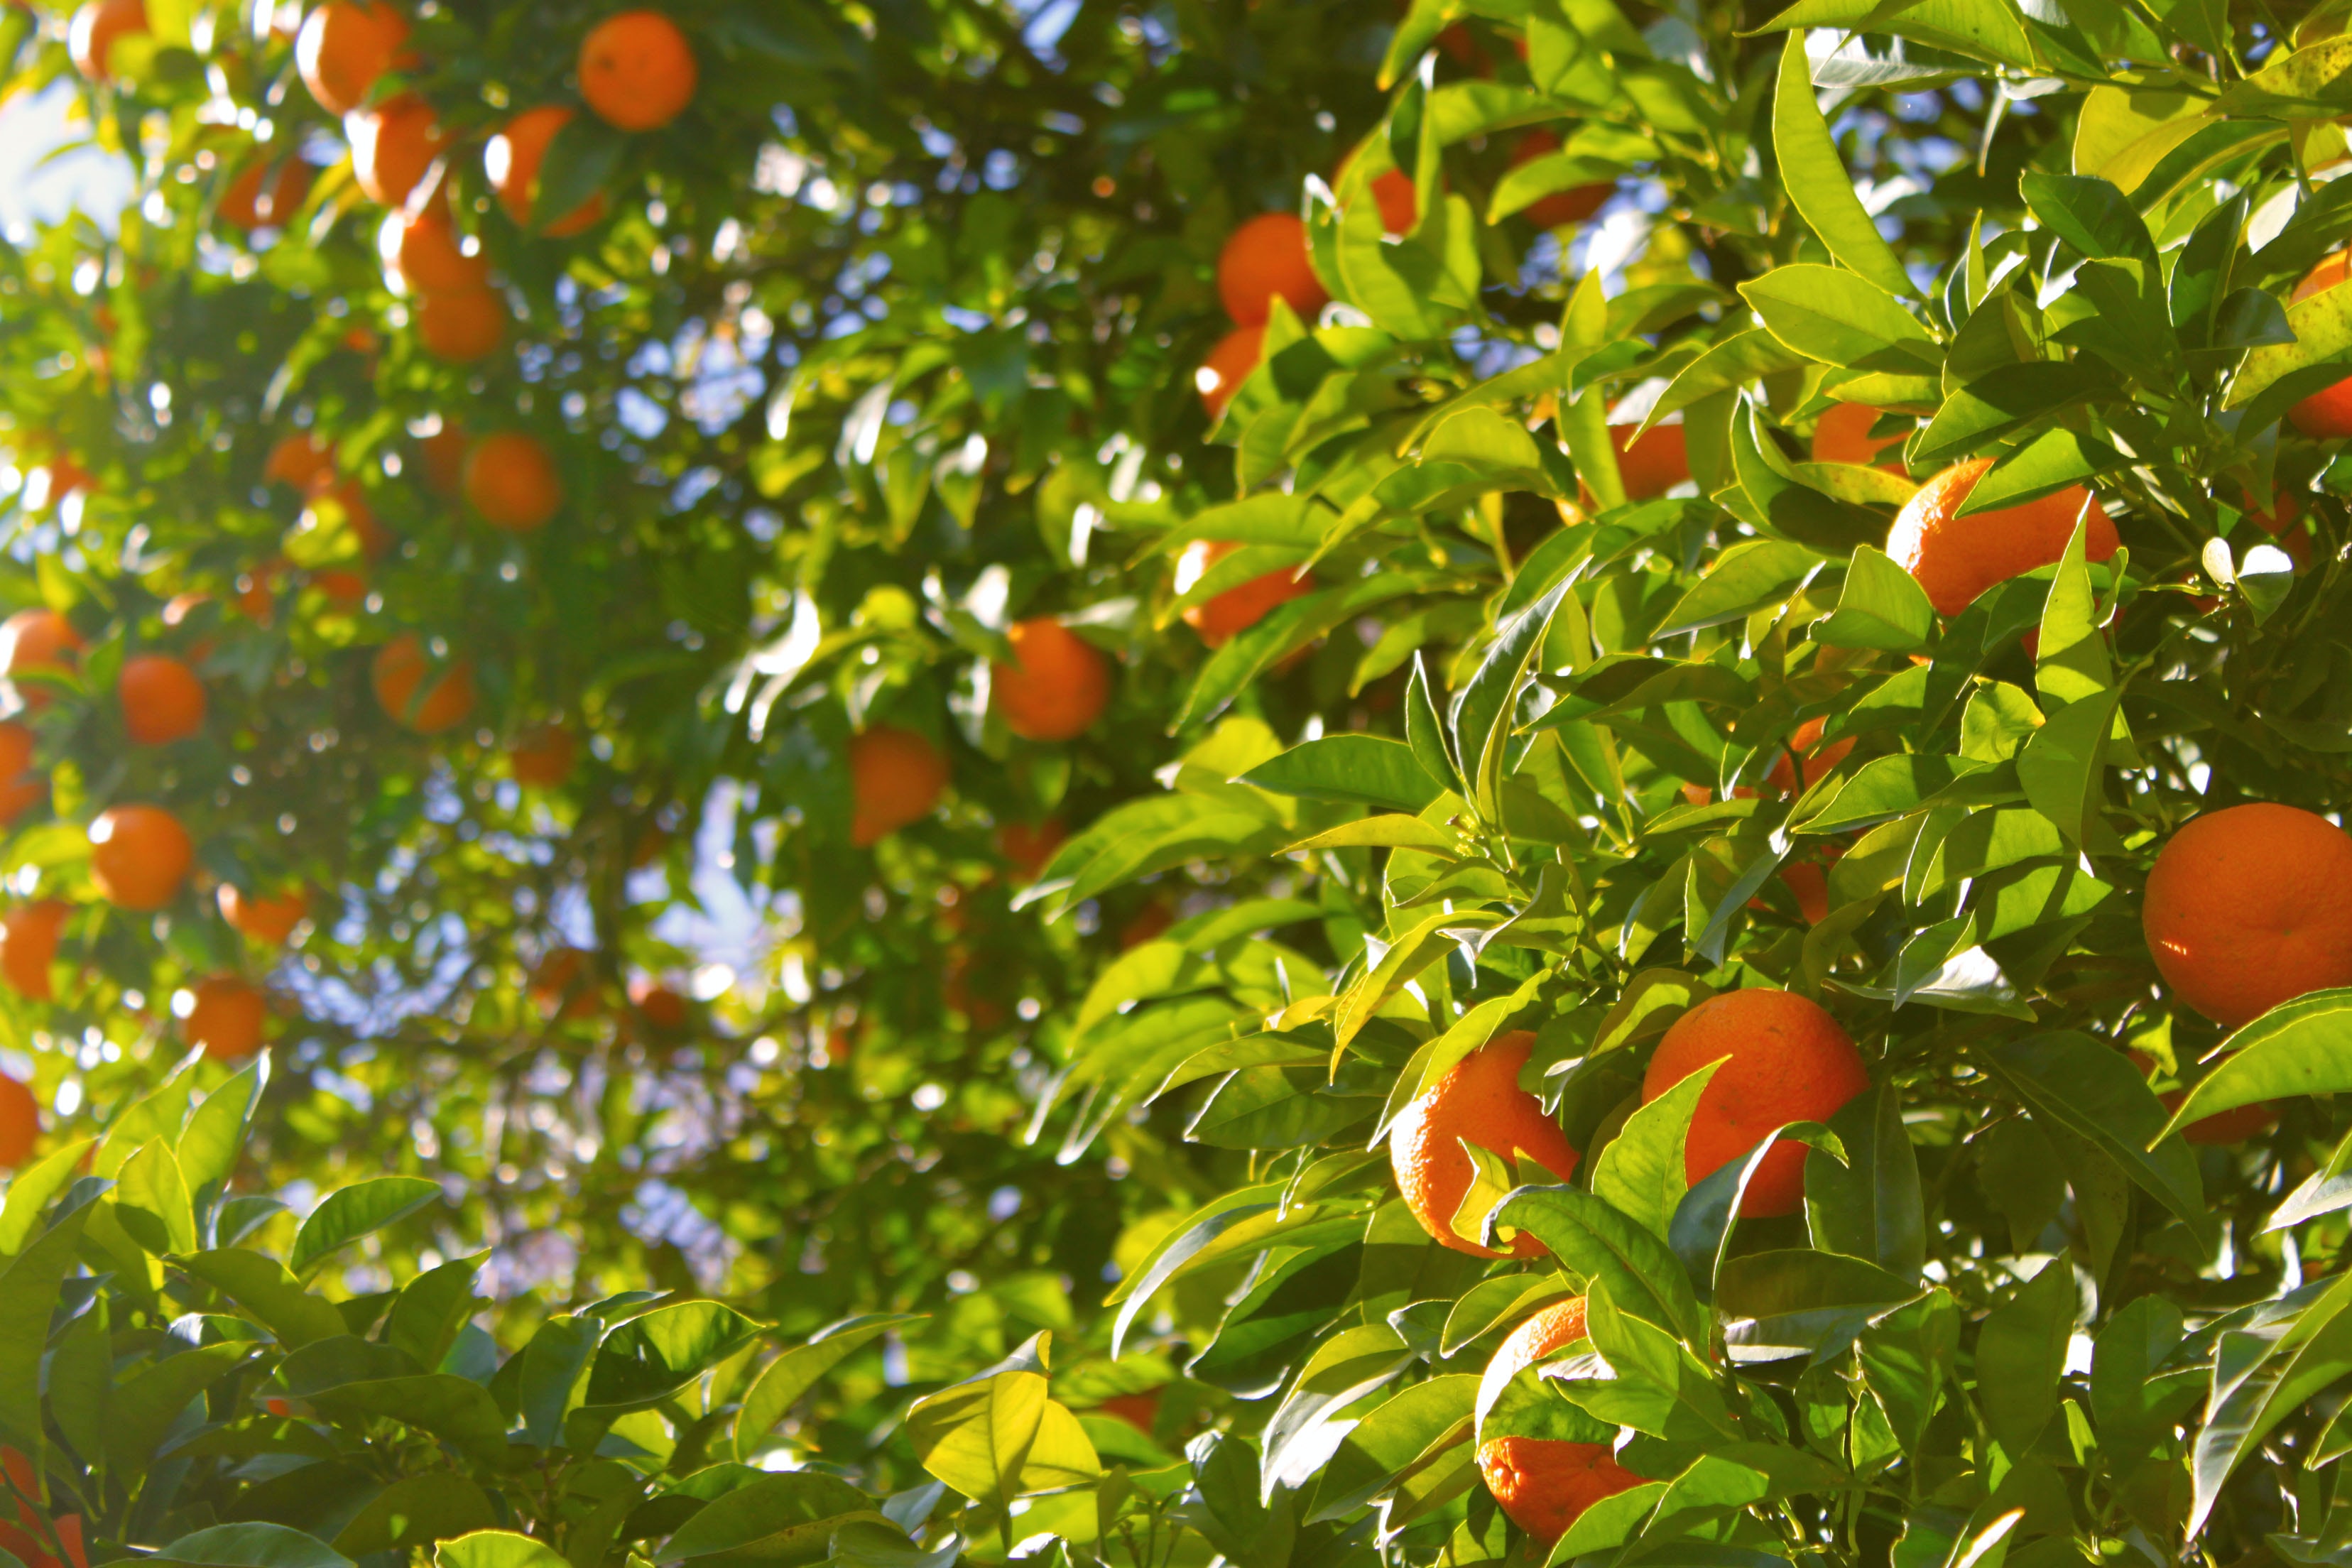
(16, 0, 2352, 1567)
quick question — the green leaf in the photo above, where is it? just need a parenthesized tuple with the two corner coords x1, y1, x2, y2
(2163, 989, 2352, 1135)
(0, 1139, 93, 1258)
(333, 1476, 497, 1557)
(1976, 1261, 2075, 1451)
(178, 1249, 349, 1349)
(2227, 268, 2352, 410)
(735, 1314, 923, 1461)
(1795, 755, 1990, 835)
(530, 114, 624, 233)
(383, 1253, 490, 1372)
(106, 1341, 254, 1469)
(1305, 1375, 1476, 1523)
(2072, 86, 2210, 194)
(1958, 426, 2126, 516)
(116, 1139, 197, 1256)
(657, 1474, 895, 1565)
(1454, 579, 1572, 817)
(1490, 1185, 1706, 1345)
(1655, 540, 1819, 636)
(2018, 172, 2156, 263)
(1804, 1083, 1925, 1279)
(2189, 1274, 2352, 1537)
(306, 1371, 513, 1466)
(436, 1532, 573, 1568)
(1914, 361, 2112, 462)
(585, 1300, 767, 1410)
(1590, 1060, 1720, 1240)
(1739, 266, 1939, 371)
(1240, 735, 1445, 812)
(1771, 36, 1916, 297)
(178, 1064, 262, 1207)
(148, 1525, 354, 1568)
(1812, 545, 1936, 650)
(905, 1334, 1099, 1508)
(0, 1199, 94, 1460)
(290, 1177, 441, 1276)
(2015, 680, 2125, 846)
(1978, 1032, 2209, 1236)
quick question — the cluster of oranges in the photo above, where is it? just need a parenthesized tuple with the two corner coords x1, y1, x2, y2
(1197, 212, 1327, 419)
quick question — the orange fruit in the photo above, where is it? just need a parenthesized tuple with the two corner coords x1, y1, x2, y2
(1390, 1030, 1581, 1258)
(310, 568, 367, 607)
(0, 611, 81, 710)
(300, 479, 391, 560)
(117, 655, 206, 746)
(218, 156, 314, 230)
(219, 884, 307, 945)
(1777, 860, 1831, 925)
(296, 0, 413, 116)
(993, 618, 1111, 742)
(89, 804, 194, 910)
(1610, 423, 1687, 501)
(1216, 212, 1326, 327)
(69, 0, 147, 82)
(414, 286, 506, 363)
(379, 205, 486, 295)
(371, 635, 476, 734)
(2292, 256, 2352, 436)
(0, 1074, 36, 1169)
(0, 720, 43, 827)
(1198, 325, 1264, 419)
(263, 432, 334, 491)
(1888, 459, 2116, 618)
(1476, 1297, 1642, 1545)
(1763, 715, 1853, 794)
(849, 724, 948, 846)
(579, 10, 697, 131)
(349, 94, 446, 207)
(1175, 539, 1313, 647)
(530, 947, 600, 1019)
(487, 107, 609, 237)
(629, 976, 689, 1030)
(0, 902, 67, 1001)
(998, 817, 1065, 881)
(462, 432, 563, 531)
(508, 724, 575, 786)
(1642, 989, 1869, 1217)
(185, 976, 266, 1060)
(1811, 402, 1905, 469)
(1507, 131, 1612, 227)
(2143, 802, 2352, 1028)
(1337, 150, 1417, 234)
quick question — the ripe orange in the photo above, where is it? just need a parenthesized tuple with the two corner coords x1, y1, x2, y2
(1778, 860, 1831, 925)
(301, 479, 391, 560)
(1390, 1030, 1581, 1258)
(530, 947, 601, 1019)
(219, 156, 314, 230)
(1888, 459, 2117, 618)
(416, 421, 467, 496)
(508, 724, 575, 786)
(0, 1074, 36, 1169)
(629, 976, 689, 1030)
(118, 655, 206, 746)
(0, 902, 67, 1001)
(310, 568, 368, 608)
(379, 206, 486, 295)
(1216, 212, 1326, 327)
(414, 287, 506, 362)
(1609, 423, 1687, 501)
(89, 804, 194, 910)
(487, 107, 609, 236)
(1763, 715, 1853, 794)
(185, 976, 266, 1060)
(2143, 802, 2352, 1028)
(993, 619, 1111, 742)
(371, 636, 476, 734)
(1175, 539, 1313, 647)
(2291, 256, 2352, 436)
(1198, 325, 1265, 419)
(1476, 1297, 1641, 1545)
(579, 10, 697, 131)
(296, 1, 413, 116)
(0, 720, 42, 827)
(349, 94, 447, 207)
(69, 0, 147, 82)
(1643, 989, 1868, 1216)
(998, 817, 1065, 881)
(849, 725, 949, 846)
(263, 432, 334, 491)
(1096, 1390, 1160, 1435)
(0, 611, 82, 710)
(1507, 131, 1612, 227)
(1811, 402, 1907, 469)
(219, 884, 307, 944)
(462, 432, 563, 530)
(1337, 150, 1417, 234)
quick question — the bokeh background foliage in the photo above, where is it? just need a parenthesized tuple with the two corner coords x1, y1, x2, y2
(12, 0, 2352, 1566)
